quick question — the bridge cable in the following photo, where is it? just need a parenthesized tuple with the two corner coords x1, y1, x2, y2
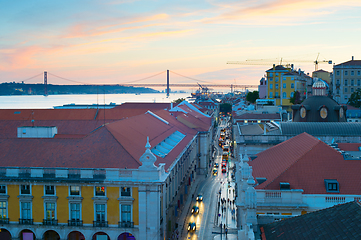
(18, 73, 43, 83)
(122, 71, 166, 84)
(47, 73, 89, 85)
(169, 71, 212, 84)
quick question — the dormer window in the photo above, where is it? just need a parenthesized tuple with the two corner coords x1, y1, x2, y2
(280, 182, 290, 190)
(325, 179, 339, 192)
(21, 185, 30, 195)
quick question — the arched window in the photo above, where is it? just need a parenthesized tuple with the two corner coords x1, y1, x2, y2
(283, 92, 287, 98)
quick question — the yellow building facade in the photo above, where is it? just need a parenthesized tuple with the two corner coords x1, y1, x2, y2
(266, 65, 309, 107)
(1, 177, 142, 240)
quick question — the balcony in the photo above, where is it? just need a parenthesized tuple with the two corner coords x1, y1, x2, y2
(0, 218, 9, 224)
(68, 219, 83, 226)
(118, 221, 134, 228)
(256, 189, 306, 209)
(93, 220, 108, 227)
(19, 218, 33, 225)
(43, 219, 58, 225)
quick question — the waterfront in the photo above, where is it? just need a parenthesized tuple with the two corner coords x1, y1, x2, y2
(0, 92, 190, 109)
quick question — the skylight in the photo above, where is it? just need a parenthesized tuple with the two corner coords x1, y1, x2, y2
(151, 131, 186, 158)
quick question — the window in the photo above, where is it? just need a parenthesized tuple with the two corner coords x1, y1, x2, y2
(269, 73, 273, 77)
(121, 204, 131, 222)
(283, 92, 287, 98)
(21, 185, 30, 195)
(0, 201, 6, 218)
(345, 87, 348, 93)
(46, 203, 55, 220)
(275, 92, 279, 97)
(280, 182, 290, 190)
(337, 90, 340, 94)
(351, 79, 354, 86)
(70, 203, 81, 220)
(283, 83, 286, 89)
(275, 84, 279, 90)
(276, 73, 279, 76)
(70, 186, 80, 196)
(283, 77, 286, 81)
(269, 84, 273, 89)
(269, 92, 273, 98)
(269, 77, 273, 81)
(336, 79, 340, 84)
(351, 88, 354, 93)
(325, 179, 339, 192)
(291, 77, 294, 81)
(45, 185, 55, 195)
(358, 79, 360, 86)
(121, 187, 131, 197)
(275, 77, 279, 82)
(290, 92, 294, 98)
(95, 186, 105, 196)
(345, 79, 348, 86)
(0, 185, 6, 194)
(21, 202, 31, 219)
(358, 71, 360, 76)
(345, 71, 348, 76)
(95, 204, 106, 221)
(291, 83, 294, 88)
(336, 70, 340, 76)
(351, 71, 354, 76)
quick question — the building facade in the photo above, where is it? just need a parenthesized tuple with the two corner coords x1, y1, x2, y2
(333, 57, 361, 104)
(0, 102, 214, 240)
(266, 65, 310, 107)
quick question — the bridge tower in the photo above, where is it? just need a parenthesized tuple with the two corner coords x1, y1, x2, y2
(44, 71, 48, 96)
(166, 70, 169, 97)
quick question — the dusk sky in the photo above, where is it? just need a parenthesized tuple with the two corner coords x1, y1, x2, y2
(1, 0, 361, 89)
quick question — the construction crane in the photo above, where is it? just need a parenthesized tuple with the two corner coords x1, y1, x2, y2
(227, 53, 332, 71)
(197, 82, 209, 94)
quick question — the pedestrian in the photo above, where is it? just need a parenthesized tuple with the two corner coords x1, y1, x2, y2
(225, 227, 228, 236)
(224, 223, 226, 230)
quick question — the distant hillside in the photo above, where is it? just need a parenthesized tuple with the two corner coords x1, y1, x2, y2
(0, 83, 158, 95)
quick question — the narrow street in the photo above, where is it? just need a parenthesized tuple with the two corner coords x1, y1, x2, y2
(179, 118, 238, 240)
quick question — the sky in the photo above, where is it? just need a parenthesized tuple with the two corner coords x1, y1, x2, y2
(1, 0, 361, 91)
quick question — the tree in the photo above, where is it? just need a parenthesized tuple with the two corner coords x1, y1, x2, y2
(289, 91, 302, 104)
(348, 89, 361, 108)
(220, 103, 232, 113)
(246, 91, 259, 103)
(172, 98, 185, 104)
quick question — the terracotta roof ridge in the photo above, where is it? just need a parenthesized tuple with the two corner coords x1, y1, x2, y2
(263, 134, 321, 188)
(104, 126, 141, 166)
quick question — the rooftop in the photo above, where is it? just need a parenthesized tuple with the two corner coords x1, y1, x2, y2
(261, 201, 361, 240)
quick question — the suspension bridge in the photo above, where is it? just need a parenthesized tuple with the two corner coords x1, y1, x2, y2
(13, 70, 258, 96)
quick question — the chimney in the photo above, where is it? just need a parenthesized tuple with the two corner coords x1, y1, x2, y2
(352, 56, 354, 61)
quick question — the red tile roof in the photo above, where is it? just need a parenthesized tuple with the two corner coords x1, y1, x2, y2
(249, 133, 361, 194)
(0, 103, 210, 171)
(0, 109, 97, 120)
(337, 143, 361, 151)
(114, 102, 172, 110)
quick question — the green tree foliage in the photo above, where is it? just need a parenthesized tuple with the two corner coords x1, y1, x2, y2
(172, 98, 185, 104)
(246, 91, 259, 103)
(289, 91, 302, 104)
(347, 89, 361, 108)
(220, 103, 232, 113)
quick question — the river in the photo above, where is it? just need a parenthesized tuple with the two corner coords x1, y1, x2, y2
(0, 92, 191, 109)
